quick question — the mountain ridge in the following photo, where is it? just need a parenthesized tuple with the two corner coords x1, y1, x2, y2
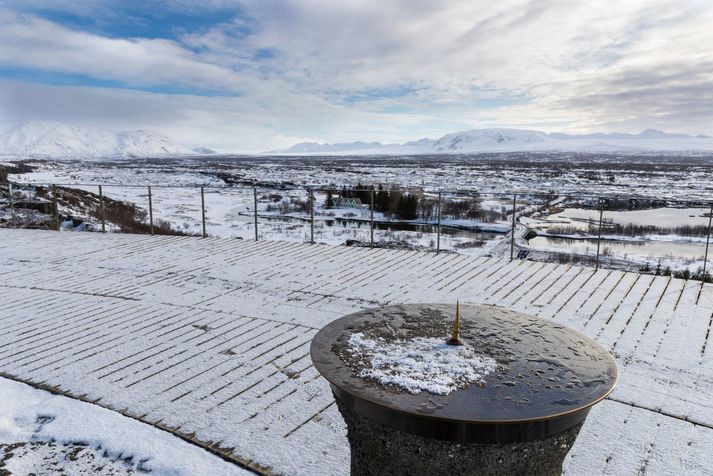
(279, 128, 713, 155)
(0, 121, 194, 159)
(1, 121, 712, 158)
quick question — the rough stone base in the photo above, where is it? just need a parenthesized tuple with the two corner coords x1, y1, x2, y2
(335, 399, 583, 476)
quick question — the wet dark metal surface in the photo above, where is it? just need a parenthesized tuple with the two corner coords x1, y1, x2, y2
(311, 303, 618, 443)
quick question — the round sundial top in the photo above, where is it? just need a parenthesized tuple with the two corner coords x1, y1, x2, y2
(310, 303, 617, 443)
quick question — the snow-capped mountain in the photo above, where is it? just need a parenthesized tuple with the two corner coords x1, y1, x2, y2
(278, 128, 713, 155)
(115, 130, 192, 158)
(549, 128, 709, 141)
(0, 121, 193, 159)
(193, 147, 217, 155)
(282, 141, 388, 153)
(431, 128, 552, 152)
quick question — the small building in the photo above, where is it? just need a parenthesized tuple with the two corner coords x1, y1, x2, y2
(333, 197, 363, 208)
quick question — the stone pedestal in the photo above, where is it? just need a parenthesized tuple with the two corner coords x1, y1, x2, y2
(336, 398, 583, 476)
(311, 304, 617, 476)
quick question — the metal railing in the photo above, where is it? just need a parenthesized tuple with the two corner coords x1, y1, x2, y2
(2, 180, 712, 282)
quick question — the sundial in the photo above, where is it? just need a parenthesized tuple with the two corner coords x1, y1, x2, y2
(311, 303, 617, 444)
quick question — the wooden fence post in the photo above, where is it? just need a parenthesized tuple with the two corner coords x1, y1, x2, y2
(148, 186, 154, 235)
(253, 187, 258, 241)
(201, 186, 207, 238)
(98, 185, 106, 232)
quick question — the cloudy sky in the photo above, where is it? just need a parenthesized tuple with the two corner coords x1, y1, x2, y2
(0, 0, 711, 152)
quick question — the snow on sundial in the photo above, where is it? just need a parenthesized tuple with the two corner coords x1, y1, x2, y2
(343, 332, 497, 395)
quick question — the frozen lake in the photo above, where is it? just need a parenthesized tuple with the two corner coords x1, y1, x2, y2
(530, 235, 707, 261)
(541, 207, 712, 230)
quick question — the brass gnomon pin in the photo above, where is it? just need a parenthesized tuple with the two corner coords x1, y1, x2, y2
(446, 300, 464, 346)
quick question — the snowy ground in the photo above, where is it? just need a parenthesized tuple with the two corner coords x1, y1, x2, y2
(8, 159, 713, 273)
(0, 377, 253, 475)
(7, 152, 713, 199)
(1, 229, 713, 475)
(7, 180, 508, 251)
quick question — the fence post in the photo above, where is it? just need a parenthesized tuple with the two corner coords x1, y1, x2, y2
(253, 187, 258, 241)
(98, 185, 106, 233)
(30, 186, 35, 225)
(510, 193, 517, 261)
(52, 185, 60, 231)
(201, 186, 207, 238)
(437, 191, 442, 254)
(595, 198, 604, 270)
(148, 186, 154, 235)
(702, 202, 713, 283)
(310, 188, 315, 244)
(370, 190, 375, 248)
(8, 183, 16, 228)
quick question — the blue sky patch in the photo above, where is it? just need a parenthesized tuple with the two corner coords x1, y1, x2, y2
(5, 1, 242, 40)
(0, 67, 239, 97)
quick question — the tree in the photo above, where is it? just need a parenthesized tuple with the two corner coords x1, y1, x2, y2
(375, 184, 390, 213)
(356, 184, 373, 206)
(406, 194, 419, 219)
(418, 197, 435, 220)
(353, 182, 367, 203)
(396, 193, 418, 220)
(325, 190, 335, 209)
(388, 188, 402, 217)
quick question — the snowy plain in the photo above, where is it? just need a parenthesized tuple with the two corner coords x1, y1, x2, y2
(9, 156, 713, 274)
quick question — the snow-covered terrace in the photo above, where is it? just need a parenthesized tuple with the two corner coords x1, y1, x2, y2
(1, 229, 712, 475)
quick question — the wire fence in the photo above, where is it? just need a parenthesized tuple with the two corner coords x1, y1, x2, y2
(2, 180, 712, 281)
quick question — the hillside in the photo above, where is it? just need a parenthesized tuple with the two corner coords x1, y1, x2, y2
(0, 121, 193, 159)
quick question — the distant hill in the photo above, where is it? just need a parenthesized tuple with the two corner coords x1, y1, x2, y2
(548, 128, 708, 140)
(282, 141, 388, 153)
(431, 128, 551, 152)
(277, 128, 713, 155)
(193, 147, 217, 155)
(1, 121, 710, 158)
(0, 121, 194, 159)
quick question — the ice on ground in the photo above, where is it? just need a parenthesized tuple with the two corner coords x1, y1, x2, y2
(346, 333, 497, 395)
(0, 377, 252, 476)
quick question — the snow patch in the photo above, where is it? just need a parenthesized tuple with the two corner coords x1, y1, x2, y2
(0, 377, 251, 475)
(345, 332, 497, 395)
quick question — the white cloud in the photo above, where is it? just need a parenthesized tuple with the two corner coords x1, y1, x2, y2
(0, 0, 712, 150)
(0, 80, 424, 152)
(0, 8, 244, 91)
